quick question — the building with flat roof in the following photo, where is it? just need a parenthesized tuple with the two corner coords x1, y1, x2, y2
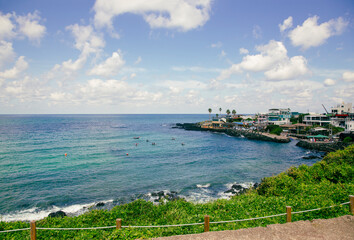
(331, 102, 353, 115)
(303, 114, 331, 126)
(267, 108, 291, 125)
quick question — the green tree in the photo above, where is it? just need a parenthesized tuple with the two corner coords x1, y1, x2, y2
(343, 137, 352, 143)
(226, 109, 230, 116)
(298, 113, 309, 123)
(232, 109, 236, 117)
(208, 108, 212, 120)
(219, 107, 222, 117)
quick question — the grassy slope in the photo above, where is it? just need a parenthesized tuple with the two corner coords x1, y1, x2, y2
(1, 145, 353, 239)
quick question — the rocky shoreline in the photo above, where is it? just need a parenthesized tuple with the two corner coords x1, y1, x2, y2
(174, 123, 290, 143)
(296, 140, 352, 152)
(46, 184, 258, 218)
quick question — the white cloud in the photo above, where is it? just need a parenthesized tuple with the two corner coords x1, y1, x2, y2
(0, 12, 15, 40)
(75, 78, 163, 105)
(2, 76, 47, 102)
(324, 78, 335, 86)
(239, 41, 287, 72)
(130, 73, 136, 79)
(66, 24, 105, 57)
(215, 40, 309, 81)
(211, 41, 222, 48)
(50, 24, 106, 77)
(0, 40, 15, 69)
(159, 80, 207, 91)
(342, 71, 354, 82)
(264, 56, 309, 81)
(55, 56, 87, 74)
(279, 16, 293, 32)
(239, 48, 249, 55)
(134, 56, 142, 65)
(288, 16, 348, 49)
(0, 56, 28, 79)
(93, 0, 212, 32)
(252, 25, 262, 39)
(50, 92, 71, 102)
(334, 85, 354, 98)
(220, 50, 226, 57)
(172, 66, 222, 73)
(88, 50, 125, 77)
(14, 11, 46, 44)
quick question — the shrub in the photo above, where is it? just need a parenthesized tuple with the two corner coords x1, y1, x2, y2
(343, 137, 352, 143)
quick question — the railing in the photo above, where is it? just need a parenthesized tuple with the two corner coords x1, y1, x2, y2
(1, 195, 353, 240)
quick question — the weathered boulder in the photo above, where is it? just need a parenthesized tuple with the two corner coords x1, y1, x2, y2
(96, 202, 105, 207)
(48, 210, 67, 218)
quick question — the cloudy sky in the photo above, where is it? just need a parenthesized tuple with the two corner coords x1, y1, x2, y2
(0, 0, 353, 114)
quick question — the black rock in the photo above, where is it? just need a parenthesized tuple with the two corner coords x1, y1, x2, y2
(96, 202, 105, 207)
(303, 155, 320, 159)
(48, 210, 67, 218)
(224, 189, 236, 194)
(231, 184, 244, 191)
(157, 191, 165, 197)
(253, 182, 259, 189)
(166, 192, 180, 201)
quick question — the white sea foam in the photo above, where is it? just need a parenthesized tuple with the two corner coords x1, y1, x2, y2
(196, 183, 210, 188)
(217, 182, 255, 200)
(182, 192, 216, 203)
(0, 200, 114, 222)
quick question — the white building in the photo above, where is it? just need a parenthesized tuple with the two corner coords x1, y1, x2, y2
(303, 114, 331, 126)
(345, 118, 354, 132)
(267, 108, 291, 125)
(331, 102, 353, 128)
(331, 102, 353, 114)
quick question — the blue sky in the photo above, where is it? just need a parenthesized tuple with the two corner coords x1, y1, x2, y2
(0, 0, 353, 114)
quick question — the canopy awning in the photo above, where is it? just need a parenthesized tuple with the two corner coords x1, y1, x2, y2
(307, 134, 329, 138)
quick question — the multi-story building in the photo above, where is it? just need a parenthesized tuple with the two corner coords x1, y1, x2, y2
(345, 117, 354, 132)
(267, 108, 291, 125)
(331, 102, 353, 115)
(303, 114, 331, 126)
(330, 102, 353, 129)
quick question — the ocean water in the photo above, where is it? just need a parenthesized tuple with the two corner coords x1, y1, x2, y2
(0, 114, 322, 221)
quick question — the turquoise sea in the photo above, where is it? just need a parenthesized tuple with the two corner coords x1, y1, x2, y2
(0, 114, 322, 221)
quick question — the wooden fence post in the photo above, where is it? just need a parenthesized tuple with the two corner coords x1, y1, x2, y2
(286, 206, 291, 223)
(116, 219, 122, 229)
(204, 215, 210, 232)
(30, 221, 36, 240)
(350, 195, 354, 215)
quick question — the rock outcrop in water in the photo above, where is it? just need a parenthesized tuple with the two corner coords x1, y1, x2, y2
(224, 183, 259, 196)
(150, 191, 182, 202)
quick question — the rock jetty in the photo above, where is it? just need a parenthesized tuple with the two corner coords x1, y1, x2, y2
(175, 123, 290, 143)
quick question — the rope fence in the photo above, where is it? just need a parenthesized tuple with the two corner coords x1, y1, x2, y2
(1, 195, 353, 240)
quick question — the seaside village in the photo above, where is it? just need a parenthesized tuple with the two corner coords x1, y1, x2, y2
(202, 102, 354, 144)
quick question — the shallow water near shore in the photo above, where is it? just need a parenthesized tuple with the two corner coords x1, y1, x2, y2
(0, 114, 322, 221)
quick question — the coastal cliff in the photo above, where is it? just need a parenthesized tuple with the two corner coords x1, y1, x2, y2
(175, 123, 290, 143)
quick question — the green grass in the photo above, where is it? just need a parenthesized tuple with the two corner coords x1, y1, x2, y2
(1, 145, 353, 239)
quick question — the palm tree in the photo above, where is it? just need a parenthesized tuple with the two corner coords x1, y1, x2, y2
(219, 107, 222, 117)
(226, 109, 230, 116)
(232, 109, 236, 117)
(208, 108, 212, 120)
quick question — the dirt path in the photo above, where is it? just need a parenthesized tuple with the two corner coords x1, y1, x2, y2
(154, 215, 354, 240)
